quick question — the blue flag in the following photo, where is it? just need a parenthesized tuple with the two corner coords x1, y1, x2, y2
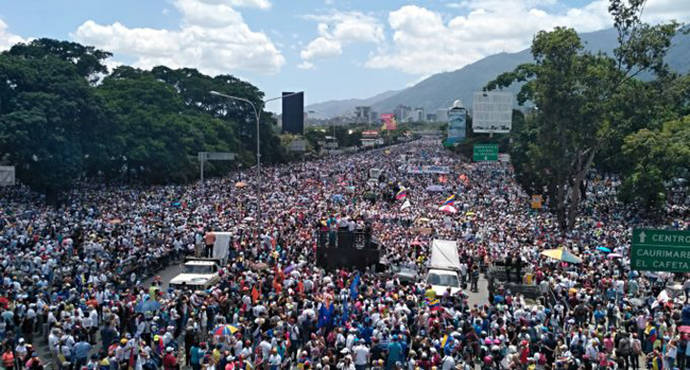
(350, 273, 360, 300)
(341, 298, 349, 325)
(317, 304, 330, 329)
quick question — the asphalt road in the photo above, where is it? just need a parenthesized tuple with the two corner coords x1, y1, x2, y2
(143, 262, 185, 291)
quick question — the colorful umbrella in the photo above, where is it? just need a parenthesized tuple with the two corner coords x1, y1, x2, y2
(679, 326, 690, 334)
(213, 324, 239, 336)
(438, 205, 458, 214)
(596, 246, 611, 253)
(540, 247, 582, 264)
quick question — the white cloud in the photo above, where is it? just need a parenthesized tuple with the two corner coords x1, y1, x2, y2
(73, 0, 284, 75)
(300, 37, 342, 60)
(0, 19, 27, 51)
(368, 0, 690, 75)
(297, 61, 314, 69)
(194, 0, 271, 10)
(300, 11, 384, 66)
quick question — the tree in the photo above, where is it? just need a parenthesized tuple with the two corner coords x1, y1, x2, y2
(619, 116, 690, 209)
(8, 38, 112, 83)
(486, 0, 679, 231)
(96, 66, 243, 183)
(0, 53, 103, 201)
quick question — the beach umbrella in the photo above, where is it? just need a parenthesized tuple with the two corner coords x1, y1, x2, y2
(679, 326, 690, 334)
(540, 247, 582, 264)
(213, 324, 239, 336)
(596, 246, 611, 253)
(607, 253, 623, 259)
(438, 205, 458, 214)
(135, 298, 160, 313)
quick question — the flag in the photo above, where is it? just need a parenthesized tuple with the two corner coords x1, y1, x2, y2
(350, 273, 360, 300)
(441, 334, 449, 348)
(443, 194, 456, 205)
(400, 199, 411, 211)
(395, 189, 407, 200)
(317, 303, 332, 329)
(427, 298, 442, 311)
(341, 298, 349, 325)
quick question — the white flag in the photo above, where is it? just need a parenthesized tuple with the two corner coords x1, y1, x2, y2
(400, 199, 411, 211)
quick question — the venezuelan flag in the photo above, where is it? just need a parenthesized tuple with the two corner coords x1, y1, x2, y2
(396, 188, 408, 200)
(443, 194, 455, 205)
(427, 298, 442, 311)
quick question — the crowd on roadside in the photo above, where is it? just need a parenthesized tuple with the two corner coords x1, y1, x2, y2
(0, 139, 688, 370)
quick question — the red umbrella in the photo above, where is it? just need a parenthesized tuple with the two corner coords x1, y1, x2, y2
(679, 326, 690, 334)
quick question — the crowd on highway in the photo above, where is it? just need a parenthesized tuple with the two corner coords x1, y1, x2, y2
(0, 139, 688, 370)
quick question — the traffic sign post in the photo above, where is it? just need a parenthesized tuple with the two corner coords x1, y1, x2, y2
(630, 229, 690, 272)
(473, 144, 498, 162)
(198, 152, 236, 189)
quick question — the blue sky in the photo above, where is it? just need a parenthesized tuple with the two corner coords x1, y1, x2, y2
(0, 0, 687, 113)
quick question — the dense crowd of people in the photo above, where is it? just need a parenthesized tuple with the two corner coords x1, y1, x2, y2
(0, 139, 688, 370)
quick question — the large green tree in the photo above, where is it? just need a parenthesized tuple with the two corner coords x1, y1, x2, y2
(0, 52, 104, 200)
(619, 115, 690, 209)
(487, 0, 679, 231)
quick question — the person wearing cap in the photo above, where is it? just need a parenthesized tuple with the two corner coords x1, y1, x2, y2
(162, 347, 177, 370)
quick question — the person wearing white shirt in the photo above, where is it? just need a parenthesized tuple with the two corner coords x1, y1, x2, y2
(352, 340, 369, 370)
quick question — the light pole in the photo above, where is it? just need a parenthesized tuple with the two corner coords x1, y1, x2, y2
(210, 90, 303, 229)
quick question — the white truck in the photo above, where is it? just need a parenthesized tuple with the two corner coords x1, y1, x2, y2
(169, 258, 221, 290)
(170, 230, 233, 290)
(426, 239, 462, 296)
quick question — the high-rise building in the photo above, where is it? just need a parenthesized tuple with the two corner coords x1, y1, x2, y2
(436, 108, 449, 122)
(394, 105, 412, 123)
(282, 91, 304, 134)
(414, 107, 425, 122)
(355, 106, 372, 123)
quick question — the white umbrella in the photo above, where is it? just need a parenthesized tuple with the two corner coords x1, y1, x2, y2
(438, 205, 458, 214)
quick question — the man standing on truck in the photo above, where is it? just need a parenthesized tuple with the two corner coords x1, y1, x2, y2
(204, 229, 215, 258)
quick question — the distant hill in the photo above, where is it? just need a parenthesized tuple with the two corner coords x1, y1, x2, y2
(309, 28, 690, 118)
(305, 89, 399, 118)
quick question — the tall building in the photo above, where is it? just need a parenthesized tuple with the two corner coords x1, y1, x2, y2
(355, 106, 372, 123)
(281, 91, 304, 134)
(394, 104, 412, 123)
(414, 107, 425, 122)
(436, 108, 448, 122)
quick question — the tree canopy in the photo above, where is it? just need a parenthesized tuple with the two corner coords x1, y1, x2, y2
(0, 39, 286, 197)
(486, 0, 686, 231)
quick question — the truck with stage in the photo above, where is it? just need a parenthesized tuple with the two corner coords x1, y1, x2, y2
(426, 239, 462, 296)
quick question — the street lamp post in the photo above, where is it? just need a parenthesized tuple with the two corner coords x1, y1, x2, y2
(210, 90, 303, 229)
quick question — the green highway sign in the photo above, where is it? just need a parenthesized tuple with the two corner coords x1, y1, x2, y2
(630, 229, 690, 272)
(473, 144, 499, 162)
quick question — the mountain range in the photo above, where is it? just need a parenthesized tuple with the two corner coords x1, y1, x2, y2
(306, 28, 690, 118)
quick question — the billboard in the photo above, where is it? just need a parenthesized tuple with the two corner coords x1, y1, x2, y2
(282, 92, 304, 135)
(380, 113, 397, 131)
(446, 106, 466, 144)
(472, 91, 513, 133)
(0, 166, 15, 186)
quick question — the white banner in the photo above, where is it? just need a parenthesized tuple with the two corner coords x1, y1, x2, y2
(472, 91, 513, 133)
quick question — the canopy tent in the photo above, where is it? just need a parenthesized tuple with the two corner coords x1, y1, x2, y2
(540, 247, 582, 264)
